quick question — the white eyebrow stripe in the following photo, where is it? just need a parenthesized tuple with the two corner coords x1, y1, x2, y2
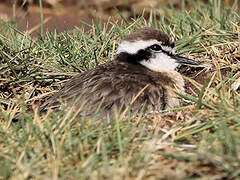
(116, 40, 175, 55)
(161, 46, 176, 54)
(116, 40, 160, 55)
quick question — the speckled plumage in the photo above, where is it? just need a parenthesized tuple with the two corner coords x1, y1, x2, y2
(41, 27, 197, 121)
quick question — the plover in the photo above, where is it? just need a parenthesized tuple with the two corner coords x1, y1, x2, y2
(41, 27, 198, 120)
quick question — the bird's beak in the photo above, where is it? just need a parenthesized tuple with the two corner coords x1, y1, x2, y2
(173, 54, 198, 66)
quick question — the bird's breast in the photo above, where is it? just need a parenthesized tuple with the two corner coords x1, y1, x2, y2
(152, 71, 185, 109)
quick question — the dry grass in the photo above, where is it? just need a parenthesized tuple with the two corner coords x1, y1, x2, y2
(0, 1, 240, 179)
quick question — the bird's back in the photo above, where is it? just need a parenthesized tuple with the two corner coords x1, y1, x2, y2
(41, 27, 197, 121)
(41, 60, 175, 120)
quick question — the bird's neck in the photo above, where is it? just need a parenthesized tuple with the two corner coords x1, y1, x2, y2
(115, 54, 185, 92)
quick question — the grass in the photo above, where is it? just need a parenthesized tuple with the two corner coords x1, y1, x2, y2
(0, 1, 240, 179)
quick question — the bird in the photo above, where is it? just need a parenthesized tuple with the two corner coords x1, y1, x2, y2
(41, 27, 198, 122)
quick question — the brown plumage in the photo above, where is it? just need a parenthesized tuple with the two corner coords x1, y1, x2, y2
(41, 27, 198, 121)
(123, 28, 173, 47)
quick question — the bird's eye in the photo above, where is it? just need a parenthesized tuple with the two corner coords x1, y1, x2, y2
(149, 44, 162, 51)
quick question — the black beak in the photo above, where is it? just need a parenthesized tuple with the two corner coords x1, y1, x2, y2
(173, 54, 198, 66)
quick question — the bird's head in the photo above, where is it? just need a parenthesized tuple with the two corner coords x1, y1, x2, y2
(116, 28, 198, 72)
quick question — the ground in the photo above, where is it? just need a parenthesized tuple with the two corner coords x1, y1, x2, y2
(0, 1, 240, 180)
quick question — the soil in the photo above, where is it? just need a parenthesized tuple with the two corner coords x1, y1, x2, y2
(0, 0, 192, 36)
(0, 1, 239, 37)
(0, 1, 95, 36)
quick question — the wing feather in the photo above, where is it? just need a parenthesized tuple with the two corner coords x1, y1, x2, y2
(41, 61, 165, 117)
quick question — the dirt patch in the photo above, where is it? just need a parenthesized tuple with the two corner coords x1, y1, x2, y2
(0, 1, 201, 36)
(0, 2, 94, 36)
(179, 65, 207, 95)
(1, 1, 239, 37)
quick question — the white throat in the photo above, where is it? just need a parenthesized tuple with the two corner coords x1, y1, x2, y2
(140, 53, 179, 72)
(116, 40, 178, 72)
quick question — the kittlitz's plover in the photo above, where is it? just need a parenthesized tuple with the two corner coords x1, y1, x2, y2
(41, 27, 198, 121)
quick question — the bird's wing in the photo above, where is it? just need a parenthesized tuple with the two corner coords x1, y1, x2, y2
(41, 62, 165, 116)
(78, 65, 166, 116)
(41, 64, 105, 110)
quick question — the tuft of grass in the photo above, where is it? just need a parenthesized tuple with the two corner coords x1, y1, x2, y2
(0, 1, 240, 179)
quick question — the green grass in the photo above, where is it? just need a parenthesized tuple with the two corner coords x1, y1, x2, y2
(0, 1, 240, 179)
